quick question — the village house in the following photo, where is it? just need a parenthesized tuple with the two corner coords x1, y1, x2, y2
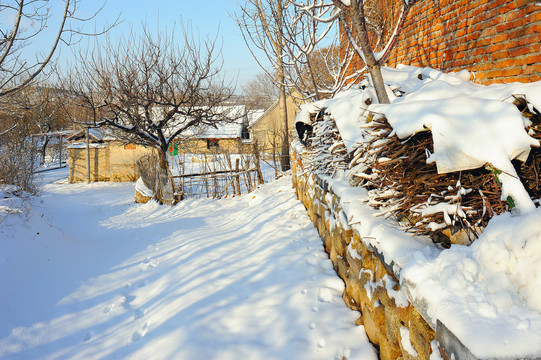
(170, 105, 253, 156)
(249, 88, 305, 156)
(67, 128, 156, 183)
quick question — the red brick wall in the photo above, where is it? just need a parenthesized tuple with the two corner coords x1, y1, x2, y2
(343, 0, 541, 84)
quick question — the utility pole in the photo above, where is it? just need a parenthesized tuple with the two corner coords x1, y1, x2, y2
(85, 127, 91, 184)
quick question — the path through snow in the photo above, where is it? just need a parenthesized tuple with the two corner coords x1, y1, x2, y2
(0, 169, 375, 360)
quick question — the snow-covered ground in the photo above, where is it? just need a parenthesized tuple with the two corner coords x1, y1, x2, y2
(0, 168, 375, 360)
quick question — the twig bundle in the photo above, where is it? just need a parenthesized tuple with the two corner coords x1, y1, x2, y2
(307, 96, 541, 247)
(346, 99, 541, 246)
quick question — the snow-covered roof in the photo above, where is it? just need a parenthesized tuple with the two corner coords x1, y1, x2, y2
(174, 105, 248, 139)
(247, 109, 265, 126)
(67, 142, 106, 149)
(180, 119, 244, 139)
(66, 128, 118, 142)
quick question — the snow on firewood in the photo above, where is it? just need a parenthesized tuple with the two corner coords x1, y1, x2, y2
(296, 64, 541, 245)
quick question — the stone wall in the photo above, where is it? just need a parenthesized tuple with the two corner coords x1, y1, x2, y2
(291, 149, 447, 360)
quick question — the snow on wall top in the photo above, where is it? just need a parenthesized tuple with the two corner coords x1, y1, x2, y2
(371, 65, 540, 213)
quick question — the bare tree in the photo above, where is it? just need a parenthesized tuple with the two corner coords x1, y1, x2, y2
(0, 0, 116, 98)
(0, 91, 38, 191)
(64, 25, 238, 203)
(236, 0, 292, 171)
(293, 0, 418, 104)
(242, 72, 278, 110)
(0, 1, 115, 192)
(236, 0, 353, 100)
(281, 1, 360, 99)
(236, 0, 361, 170)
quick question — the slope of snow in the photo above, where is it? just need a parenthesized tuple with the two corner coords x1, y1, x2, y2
(0, 169, 375, 360)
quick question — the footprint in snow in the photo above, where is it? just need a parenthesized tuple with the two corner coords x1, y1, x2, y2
(138, 279, 149, 288)
(317, 288, 333, 303)
(131, 322, 149, 342)
(134, 308, 146, 320)
(141, 257, 159, 270)
(83, 331, 94, 342)
(121, 295, 136, 309)
(103, 304, 115, 314)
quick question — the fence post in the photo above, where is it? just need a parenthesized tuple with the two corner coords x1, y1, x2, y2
(235, 158, 241, 196)
(58, 134, 63, 168)
(85, 127, 91, 184)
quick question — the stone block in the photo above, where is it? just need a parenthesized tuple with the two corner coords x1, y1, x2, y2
(345, 275, 364, 308)
(343, 286, 362, 311)
(374, 255, 391, 281)
(346, 248, 363, 278)
(314, 185, 322, 198)
(379, 335, 403, 360)
(362, 304, 382, 346)
(362, 254, 375, 274)
(409, 307, 437, 360)
(317, 201, 327, 217)
(396, 303, 410, 324)
(332, 228, 347, 258)
(373, 284, 390, 308)
(329, 243, 338, 264)
(325, 217, 332, 232)
(307, 206, 318, 223)
(322, 233, 332, 255)
(398, 330, 419, 360)
(384, 305, 406, 353)
(344, 229, 353, 245)
(336, 255, 349, 281)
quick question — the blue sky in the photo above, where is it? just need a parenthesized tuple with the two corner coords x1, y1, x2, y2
(94, 0, 264, 87)
(116, 1, 262, 84)
(38, 0, 265, 89)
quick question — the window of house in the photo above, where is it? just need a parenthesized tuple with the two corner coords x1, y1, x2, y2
(124, 143, 136, 150)
(207, 139, 219, 149)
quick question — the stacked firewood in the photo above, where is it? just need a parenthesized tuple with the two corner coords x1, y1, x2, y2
(344, 97, 541, 247)
(307, 114, 349, 176)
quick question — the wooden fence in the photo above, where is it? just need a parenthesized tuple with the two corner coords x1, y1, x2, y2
(170, 158, 263, 200)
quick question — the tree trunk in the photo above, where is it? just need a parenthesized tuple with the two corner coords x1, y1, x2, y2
(155, 148, 174, 204)
(344, 3, 390, 105)
(276, 0, 291, 172)
(367, 63, 390, 105)
(278, 85, 291, 171)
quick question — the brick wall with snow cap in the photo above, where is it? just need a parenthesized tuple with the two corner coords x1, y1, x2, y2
(342, 0, 541, 84)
